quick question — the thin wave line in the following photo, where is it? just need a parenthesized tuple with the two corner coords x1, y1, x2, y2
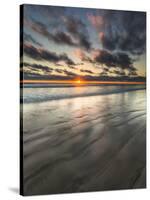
(21, 87, 145, 104)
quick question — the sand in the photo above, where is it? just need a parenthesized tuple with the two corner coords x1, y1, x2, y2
(22, 89, 146, 195)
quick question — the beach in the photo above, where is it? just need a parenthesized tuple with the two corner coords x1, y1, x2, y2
(21, 85, 146, 195)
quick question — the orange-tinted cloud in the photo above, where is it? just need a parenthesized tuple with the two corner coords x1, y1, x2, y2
(74, 49, 85, 60)
(87, 14, 104, 29)
(74, 49, 93, 63)
(99, 32, 105, 41)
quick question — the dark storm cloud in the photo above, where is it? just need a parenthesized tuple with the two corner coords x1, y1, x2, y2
(22, 62, 78, 77)
(100, 11, 146, 55)
(63, 70, 77, 77)
(79, 34, 91, 50)
(54, 68, 77, 76)
(69, 65, 76, 69)
(23, 71, 43, 78)
(24, 19, 76, 47)
(51, 31, 76, 46)
(58, 53, 75, 65)
(93, 49, 137, 71)
(75, 48, 137, 73)
(55, 69, 64, 74)
(128, 71, 138, 76)
(80, 75, 145, 82)
(24, 19, 50, 38)
(103, 67, 109, 72)
(64, 16, 85, 35)
(55, 63, 76, 69)
(22, 73, 73, 81)
(93, 50, 116, 67)
(81, 55, 93, 63)
(21, 62, 78, 77)
(25, 17, 91, 50)
(22, 62, 53, 73)
(23, 32, 42, 47)
(23, 43, 75, 65)
(80, 69, 94, 74)
(22, 67, 145, 82)
(64, 16, 92, 50)
(114, 52, 137, 71)
(99, 71, 108, 76)
(112, 70, 126, 76)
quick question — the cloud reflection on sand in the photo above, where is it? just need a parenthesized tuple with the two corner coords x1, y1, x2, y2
(22, 88, 146, 195)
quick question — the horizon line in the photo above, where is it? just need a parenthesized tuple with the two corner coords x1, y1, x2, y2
(20, 80, 146, 85)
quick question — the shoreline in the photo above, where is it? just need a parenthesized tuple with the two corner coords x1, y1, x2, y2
(21, 86, 146, 104)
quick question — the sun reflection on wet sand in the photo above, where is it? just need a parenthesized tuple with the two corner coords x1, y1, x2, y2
(22, 88, 146, 195)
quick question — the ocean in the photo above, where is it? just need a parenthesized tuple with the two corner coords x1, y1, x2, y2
(21, 84, 146, 103)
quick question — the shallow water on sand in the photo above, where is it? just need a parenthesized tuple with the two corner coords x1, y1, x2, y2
(22, 88, 146, 195)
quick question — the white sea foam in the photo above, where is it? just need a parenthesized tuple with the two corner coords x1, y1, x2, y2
(21, 85, 146, 103)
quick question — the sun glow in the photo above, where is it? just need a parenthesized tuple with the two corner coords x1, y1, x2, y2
(76, 79, 81, 84)
(20, 80, 146, 85)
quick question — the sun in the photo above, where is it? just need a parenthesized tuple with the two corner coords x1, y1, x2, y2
(76, 79, 81, 84)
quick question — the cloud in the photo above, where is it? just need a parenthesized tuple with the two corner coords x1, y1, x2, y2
(24, 4, 66, 20)
(24, 19, 76, 46)
(87, 14, 104, 29)
(55, 69, 64, 74)
(87, 11, 146, 56)
(69, 65, 76, 69)
(23, 71, 43, 79)
(63, 16, 85, 36)
(98, 32, 105, 41)
(51, 31, 76, 46)
(92, 49, 116, 67)
(23, 32, 42, 47)
(92, 49, 136, 71)
(22, 62, 145, 82)
(24, 19, 50, 38)
(80, 69, 94, 74)
(23, 43, 75, 65)
(22, 62, 79, 80)
(80, 74, 145, 82)
(79, 34, 91, 50)
(22, 6, 146, 81)
(64, 16, 92, 50)
(128, 71, 138, 76)
(99, 71, 108, 76)
(74, 49, 93, 63)
(23, 71, 145, 82)
(22, 62, 53, 73)
(74, 48, 137, 74)
(54, 62, 76, 69)
(101, 11, 146, 55)
(74, 49, 85, 59)
(54, 68, 78, 77)
(58, 53, 75, 65)
(63, 70, 77, 77)
(112, 70, 126, 76)
(21, 62, 78, 77)
(103, 67, 109, 72)
(25, 17, 91, 50)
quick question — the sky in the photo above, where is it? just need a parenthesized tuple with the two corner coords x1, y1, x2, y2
(21, 4, 146, 82)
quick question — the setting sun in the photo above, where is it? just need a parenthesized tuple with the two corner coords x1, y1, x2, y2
(76, 79, 81, 84)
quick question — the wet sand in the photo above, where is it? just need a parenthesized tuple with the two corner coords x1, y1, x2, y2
(22, 89, 146, 195)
